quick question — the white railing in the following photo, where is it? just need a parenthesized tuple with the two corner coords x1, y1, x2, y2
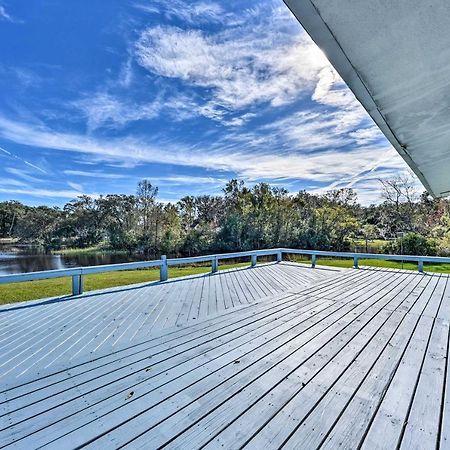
(1, 247, 449, 297)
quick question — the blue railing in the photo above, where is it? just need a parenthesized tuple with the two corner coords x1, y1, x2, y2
(1, 248, 449, 297)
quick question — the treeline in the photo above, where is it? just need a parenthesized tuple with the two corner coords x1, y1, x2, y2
(1, 177, 450, 256)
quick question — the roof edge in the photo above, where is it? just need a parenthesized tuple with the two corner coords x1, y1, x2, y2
(284, 0, 436, 197)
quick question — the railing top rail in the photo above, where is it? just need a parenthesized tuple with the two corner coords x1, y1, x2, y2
(166, 248, 279, 266)
(0, 248, 281, 285)
(1, 247, 449, 286)
(0, 259, 163, 284)
(280, 248, 450, 264)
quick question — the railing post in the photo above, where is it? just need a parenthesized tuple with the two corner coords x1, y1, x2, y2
(72, 273, 83, 296)
(418, 260, 424, 273)
(277, 250, 282, 263)
(212, 256, 219, 273)
(353, 256, 359, 269)
(311, 254, 316, 268)
(251, 254, 257, 267)
(160, 255, 168, 281)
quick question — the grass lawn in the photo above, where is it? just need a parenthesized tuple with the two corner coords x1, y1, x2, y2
(0, 262, 250, 305)
(351, 239, 389, 250)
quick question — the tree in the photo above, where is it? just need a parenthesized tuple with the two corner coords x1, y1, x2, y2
(360, 224, 378, 252)
(0, 201, 24, 237)
(3, 176, 444, 259)
(136, 180, 158, 254)
(63, 196, 103, 247)
(178, 196, 196, 232)
(379, 173, 419, 236)
(16, 205, 63, 248)
(97, 195, 137, 251)
(160, 204, 182, 255)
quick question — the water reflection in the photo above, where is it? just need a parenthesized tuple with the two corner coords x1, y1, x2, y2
(0, 245, 151, 275)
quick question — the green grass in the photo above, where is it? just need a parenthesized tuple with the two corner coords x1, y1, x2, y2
(0, 262, 250, 305)
(52, 244, 120, 255)
(350, 239, 389, 250)
(289, 256, 450, 273)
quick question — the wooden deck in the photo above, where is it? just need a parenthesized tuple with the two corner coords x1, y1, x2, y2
(1, 263, 450, 449)
(0, 262, 333, 382)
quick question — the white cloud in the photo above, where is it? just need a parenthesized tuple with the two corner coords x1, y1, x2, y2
(5, 167, 45, 183)
(0, 187, 95, 199)
(118, 57, 133, 88)
(0, 145, 47, 174)
(0, 177, 27, 187)
(150, 175, 227, 185)
(262, 111, 351, 151)
(67, 181, 83, 192)
(0, 115, 407, 190)
(349, 126, 383, 145)
(0, 5, 12, 21)
(135, 0, 225, 24)
(313, 67, 359, 110)
(63, 169, 126, 179)
(134, 20, 329, 121)
(71, 93, 163, 131)
(223, 113, 257, 127)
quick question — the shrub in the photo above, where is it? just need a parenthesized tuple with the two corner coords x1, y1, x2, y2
(382, 232, 437, 256)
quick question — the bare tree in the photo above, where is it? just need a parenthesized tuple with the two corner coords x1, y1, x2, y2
(379, 173, 418, 206)
(379, 172, 419, 235)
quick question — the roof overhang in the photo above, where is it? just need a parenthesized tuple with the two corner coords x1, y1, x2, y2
(285, 0, 450, 197)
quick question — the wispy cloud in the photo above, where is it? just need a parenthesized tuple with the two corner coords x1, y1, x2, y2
(150, 175, 227, 185)
(135, 0, 226, 24)
(0, 177, 27, 188)
(71, 93, 164, 131)
(0, 187, 95, 199)
(0, 114, 405, 187)
(67, 181, 83, 192)
(5, 167, 45, 183)
(0, 4, 12, 21)
(63, 169, 126, 179)
(134, 7, 328, 124)
(0, 146, 47, 174)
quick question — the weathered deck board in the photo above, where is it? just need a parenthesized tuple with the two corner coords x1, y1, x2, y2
(0, 262, 334, 382)
(1, 264, 450, 449)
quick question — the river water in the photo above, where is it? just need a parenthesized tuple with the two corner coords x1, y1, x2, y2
(0, 244, 382, 276)
(0, 245, 151, 275)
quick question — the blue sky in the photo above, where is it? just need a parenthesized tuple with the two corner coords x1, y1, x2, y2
(0, 0, 411, 206)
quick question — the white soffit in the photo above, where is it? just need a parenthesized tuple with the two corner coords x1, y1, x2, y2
(285, 0, 450, 197)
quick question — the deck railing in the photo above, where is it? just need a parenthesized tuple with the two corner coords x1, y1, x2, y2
(1, 247, 450, 297)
